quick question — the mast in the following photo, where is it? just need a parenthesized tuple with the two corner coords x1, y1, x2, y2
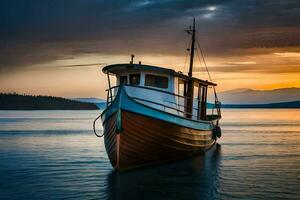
(188, 18, 195, 77)
(185, 18, 196, 118)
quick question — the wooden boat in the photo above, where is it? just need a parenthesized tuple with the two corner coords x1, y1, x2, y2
(96, 19, 222, 171)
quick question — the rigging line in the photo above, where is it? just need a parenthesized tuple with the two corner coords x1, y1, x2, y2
(195, 41, 221, 117)
(196, 41, 212, 82)
(196, 39, 213, 83)
(196, 39, 219, 101)
(195, 45, 204, 75)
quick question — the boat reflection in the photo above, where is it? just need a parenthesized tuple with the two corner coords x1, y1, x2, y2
(105, 143, 222, 200)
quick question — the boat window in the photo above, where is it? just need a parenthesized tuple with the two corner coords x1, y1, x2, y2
(145, 74, 168, 88)
(178, 79, 187, 110)
(129, 74, 140, 85)
(178, 79, 187, 96)
(193, 83, 199, 100)
(119, 76, 128, 85)
(193, 83, 202, 120)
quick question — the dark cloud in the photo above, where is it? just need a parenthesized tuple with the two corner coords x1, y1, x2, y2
(0, 0, 299, 73)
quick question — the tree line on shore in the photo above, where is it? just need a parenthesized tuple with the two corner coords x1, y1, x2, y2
(0, 93, 99, 110)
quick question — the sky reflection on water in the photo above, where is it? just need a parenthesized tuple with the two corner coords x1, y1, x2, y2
(0, 109, 299, 200)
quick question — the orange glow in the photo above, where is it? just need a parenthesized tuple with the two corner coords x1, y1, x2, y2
(0, 50, 299, 97)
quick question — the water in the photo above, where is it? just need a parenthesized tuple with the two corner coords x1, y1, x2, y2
(0, 109, 299, 200)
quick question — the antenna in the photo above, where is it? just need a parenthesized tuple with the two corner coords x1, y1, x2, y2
(130, 54, 135, 64)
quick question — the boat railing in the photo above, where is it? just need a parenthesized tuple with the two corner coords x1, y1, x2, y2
(106, 85, 221, 121)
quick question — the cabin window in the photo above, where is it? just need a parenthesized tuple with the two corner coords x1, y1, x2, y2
(119, 76, 127, 85)
(129, 74, 140, 85)
(178, 79, 187, 112)
(178, 79, 187, 96)
(193, 83, 202, 120)
(145, 74, 168, 89)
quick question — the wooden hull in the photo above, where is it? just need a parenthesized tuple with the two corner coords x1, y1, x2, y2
(103, 110, 215, 171)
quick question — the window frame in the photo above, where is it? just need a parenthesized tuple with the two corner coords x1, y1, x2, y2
(119, 75, 128, 85)
(129, 73, 141, 85)
(145, 74, 169, 89)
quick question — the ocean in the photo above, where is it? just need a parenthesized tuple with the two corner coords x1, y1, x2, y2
(0, 109, 299, 200)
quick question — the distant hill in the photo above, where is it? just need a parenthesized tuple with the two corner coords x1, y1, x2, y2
(72, 98, 106, 104)
(207, 100, 300, 109)
(72, 98, 107, 109)
(212, 87, 300, 104)
(0, 93, 99, 110)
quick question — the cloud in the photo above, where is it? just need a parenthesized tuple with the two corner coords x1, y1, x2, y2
(207, 6, 217, 11)
(0, 0, 299, 75)
(225, 61, 256, 65)
(208, 64, 300, 74)
(273, 52, 300, 58)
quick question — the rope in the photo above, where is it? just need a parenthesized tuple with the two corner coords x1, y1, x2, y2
(195, 39, 221, 117)
(196, 39, 212, 83)
(195, 46, 203, 75)
(93, 113, 104, 137)
(195, 39, 219, 102)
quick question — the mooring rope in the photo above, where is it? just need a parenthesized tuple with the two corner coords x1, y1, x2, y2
(93, 113, 104, 137)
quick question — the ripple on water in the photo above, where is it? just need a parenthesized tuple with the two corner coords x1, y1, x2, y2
(0, 110, 299, 200)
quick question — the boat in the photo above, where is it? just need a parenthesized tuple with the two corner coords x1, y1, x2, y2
(94, 19, 222, 171)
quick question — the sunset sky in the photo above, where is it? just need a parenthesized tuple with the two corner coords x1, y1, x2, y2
(0, 0, 299, 98)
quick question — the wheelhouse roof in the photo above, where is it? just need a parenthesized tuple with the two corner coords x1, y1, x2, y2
(102, 63, 175, 75)
(102, 63, 217, 86)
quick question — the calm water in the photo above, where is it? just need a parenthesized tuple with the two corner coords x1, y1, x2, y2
(0, 109, 299, 200)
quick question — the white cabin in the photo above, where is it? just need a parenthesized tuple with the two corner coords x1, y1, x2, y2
(103, 63, 217, 120)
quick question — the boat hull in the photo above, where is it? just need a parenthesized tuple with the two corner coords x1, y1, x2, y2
(104, 110, 215, 171)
